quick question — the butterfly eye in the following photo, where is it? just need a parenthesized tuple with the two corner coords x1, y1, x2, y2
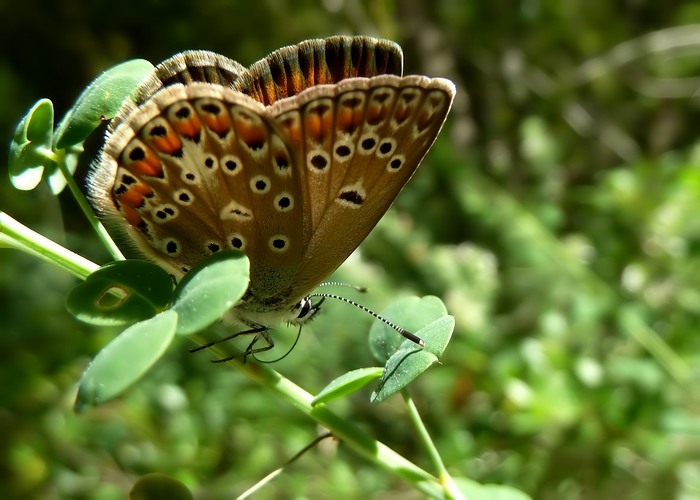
(290, 297, 324, 324)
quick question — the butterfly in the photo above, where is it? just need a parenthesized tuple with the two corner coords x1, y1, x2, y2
(88, 36, 455, 357)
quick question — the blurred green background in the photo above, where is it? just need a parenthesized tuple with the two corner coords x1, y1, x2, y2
(3, 1, 700, 498)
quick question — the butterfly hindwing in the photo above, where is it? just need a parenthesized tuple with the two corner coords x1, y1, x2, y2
(95, 83, 308, 290)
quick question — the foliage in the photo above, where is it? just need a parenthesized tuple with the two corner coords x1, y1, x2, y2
(2, 0, 700, 498)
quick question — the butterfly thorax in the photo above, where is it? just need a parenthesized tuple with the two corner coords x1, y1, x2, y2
(229, 293, 321, 328)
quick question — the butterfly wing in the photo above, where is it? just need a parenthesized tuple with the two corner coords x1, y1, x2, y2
(266, 74, 456, 300)
(235, 36, 403, 105)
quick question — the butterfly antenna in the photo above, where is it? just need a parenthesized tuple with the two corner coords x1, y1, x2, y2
(254, 326, 303, 364)
(309, 292, 425, 347)
(318, 281, 369, 293)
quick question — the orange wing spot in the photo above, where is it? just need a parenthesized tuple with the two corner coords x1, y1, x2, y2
(117, 188, 143, 209)
(149, 129, 183, 155)
(337, 107, 363, 134)
(279, 117, 303, 145)
(306, 113, 323, 142)
(393, 104, 413, 125)
(235, 118, 267, 149)
(116, 182, 153, 209)
(416, 111, 435, 132)
(126, 146, 163, 177)
(305, 111, 332, 143)
(171, 114, 202, 139)
(119, 203, 143, 227)
(201, 112, 232, 137)
(366, 103, 388, 126)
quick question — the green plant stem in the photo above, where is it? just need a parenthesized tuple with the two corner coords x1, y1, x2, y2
(49, 147, 125, 261)
(402, 389, 465, 500)
(203, 350, 444, 498)
(0, 211, 98, 279)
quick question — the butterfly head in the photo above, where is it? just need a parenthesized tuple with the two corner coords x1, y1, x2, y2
(227, 294, 324, 329)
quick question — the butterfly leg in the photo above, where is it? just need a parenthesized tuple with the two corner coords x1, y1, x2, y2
(190, 325, 273, 362)
(210, 329, 274, 363)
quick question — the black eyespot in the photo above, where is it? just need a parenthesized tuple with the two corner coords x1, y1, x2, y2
(309, 104, 330, 116)
(272, 238, 286, 249)
(225, 160, 237, 171)
(150, 125, 167, 137)
(361, 137, 376, 150)
(156, 210, 167, 219)
(246, 139, 264, 151)
(208, 243, 220, 252)
(276, 155, 289, 169)
(390, 158, 402, 169)
(373, 92, 391, 103)
(336, 145, 351, 157)
(310, 154, 328, 170)
(342, 97, 363, 108)
(379, 141, 393, 155)
(175, 107, 190, 119)
(339, 190, 364, 205)
(204, 157, 215, 168)
(121, 174, 136, 185)
(129, 147, 146, 161)
(185, 172, 196, 181)
(201, 103, 221, 115)
(178, 192, 190, 202)
(255, 180, 267, 191)
(231, 237, 243, 249)
(166, 241, 178, 253)
(278, 196, 291, 208)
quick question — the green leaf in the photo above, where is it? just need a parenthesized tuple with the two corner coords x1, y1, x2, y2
(66, 260, 174, 325)
(8, 99, 55, 190)
(75, 310, 178, 412)
(369, 295, 450, 363)
(54, 58, 154, 149)
(312, 367, 384, 406)
(129, 473, 194, 500)
(369, 296, 455, 403)
(46, 143, 83, 195)
(170, 251, 250, 335)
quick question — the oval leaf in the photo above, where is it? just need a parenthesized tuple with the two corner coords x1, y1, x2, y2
(370, 296, 455, 403)
(9, 98, 55, 190)
(66, 260, 174, 325)
(47, 143, 83, 194)
(75, 310, 178, 412)
(312, 367, 384, 406)
(170, 251, 250, 335)
(369, 295, 449, 363)
(54, 59, 154, 149)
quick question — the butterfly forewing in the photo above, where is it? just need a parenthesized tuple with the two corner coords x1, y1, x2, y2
(235, 36, 404, 105)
